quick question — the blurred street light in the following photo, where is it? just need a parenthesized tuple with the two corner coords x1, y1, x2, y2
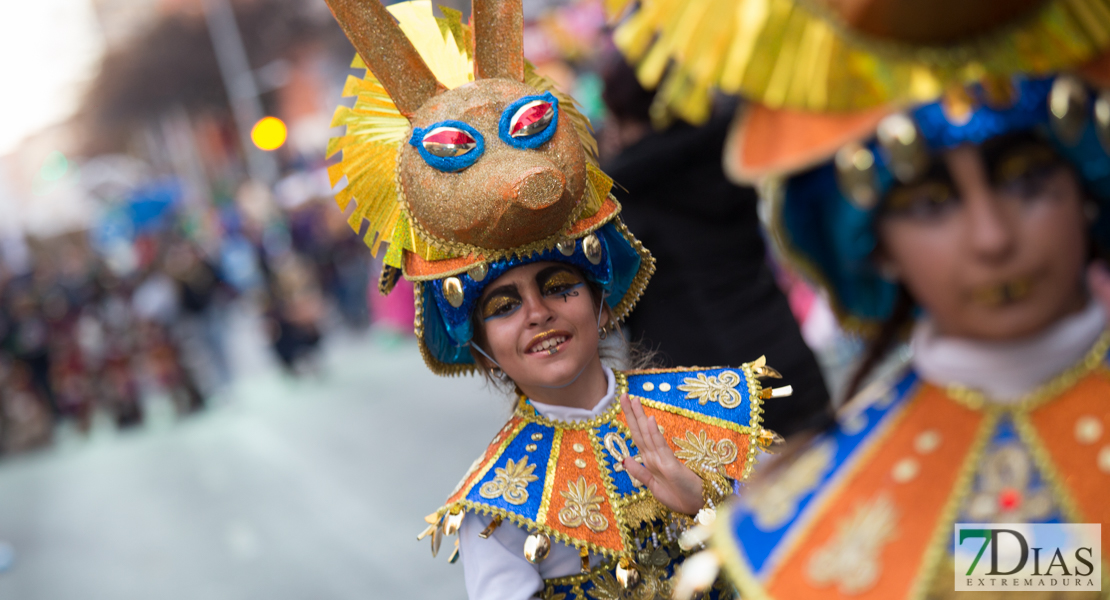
(250, 117, 287, 151)
(201, 0, 278, 184)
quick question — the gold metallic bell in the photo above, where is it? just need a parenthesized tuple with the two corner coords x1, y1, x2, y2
(556, 239, 576, 256)
(468, 263, 488, 282)
(673, 550, 722, 600)
(523, 532, 551, 564)
(579, 546, 591, 573)
(582, 234, 603, 265)
(757, 428, 785, 451)
(479, 515, 503, 539)
(615, 557, 641, 589)
(834, 142, 878, 210)
(431, 522, 444, 557)
(876, 113, 928, 184)
(1095, 89, 1110, 153)
(444, 508, 465, 536)
(443, 276, 465, 308)
(1049, 75, 1089, 144)
(750, 364, 782, 380)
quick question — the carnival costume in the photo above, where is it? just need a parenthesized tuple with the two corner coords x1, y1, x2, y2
(606, 0, 1110, 598)
(320, 1, 790, 597)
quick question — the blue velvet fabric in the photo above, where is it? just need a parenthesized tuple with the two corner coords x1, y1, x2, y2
(423, 222, 643, 367)
(498, 91, 559, 149)
(781, 75, 1110, 324)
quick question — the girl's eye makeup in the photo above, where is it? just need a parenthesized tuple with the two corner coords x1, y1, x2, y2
(992, 145, 1062, 199)
(540, 270, 584, 299)
(884, 179, 958, 219)
(481, 294, 521, 320)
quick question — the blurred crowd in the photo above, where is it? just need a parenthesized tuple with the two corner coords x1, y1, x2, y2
(0, 189, 376, 457)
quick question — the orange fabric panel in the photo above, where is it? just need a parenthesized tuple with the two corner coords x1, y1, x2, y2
(1028, 369, 1110, 551)
(635, 401, 754, 480)
(546, 428, 625, 553)
(446, 416, 523, 504)
(725, 104, 891, 183)
(765, 385, 983, 599)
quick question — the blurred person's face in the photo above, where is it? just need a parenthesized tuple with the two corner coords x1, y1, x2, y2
(475, 262, 607, 391)
(877, 137, 1089, 341)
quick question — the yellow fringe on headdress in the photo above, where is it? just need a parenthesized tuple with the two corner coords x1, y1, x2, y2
(608, 0, 1110, 124)
(326, 1, 610, 268)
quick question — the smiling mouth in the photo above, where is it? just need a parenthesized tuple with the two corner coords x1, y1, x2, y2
(527, 330, 571, 355)
(971, 277, 1033, 307)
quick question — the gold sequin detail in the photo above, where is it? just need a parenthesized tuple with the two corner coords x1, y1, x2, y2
(526, 444, 537, 452)
(658, 382, 671, 392)
(642, 382, 655, 392)
(573, 443, 585, 453)
(531, 433, 544, 441)
(575, 459, 586, 468)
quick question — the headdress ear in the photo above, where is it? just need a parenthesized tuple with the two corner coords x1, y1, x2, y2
(472, 0, 524, 81)
(324, 0, 447, 117)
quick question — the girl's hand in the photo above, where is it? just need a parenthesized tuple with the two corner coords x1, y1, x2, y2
(619, 393, 704, 515)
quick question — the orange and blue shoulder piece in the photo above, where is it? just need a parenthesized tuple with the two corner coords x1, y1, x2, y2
(421, 360, 791, 563)
(709, 333, 1110, 599)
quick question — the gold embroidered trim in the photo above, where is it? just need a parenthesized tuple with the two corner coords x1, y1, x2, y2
(607, 218, 656, 323)
(535, 428, 564, 524)
(512, 372, 630, 430)
(943, 330, 1110, 411)
(906, 410, 998, 600)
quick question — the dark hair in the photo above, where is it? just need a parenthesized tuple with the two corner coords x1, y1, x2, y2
(842, 285, 914, 400)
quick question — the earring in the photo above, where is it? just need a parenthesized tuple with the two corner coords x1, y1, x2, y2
(489, 366, 504, 380)
(598, 325, 609, 340)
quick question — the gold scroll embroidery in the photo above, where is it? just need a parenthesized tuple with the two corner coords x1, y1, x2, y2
(806, 493, 898, 595)
(673, 430, 738, 474)
(479, 457, 539, 505)
(602, 431, 645, 487)
(677, 370, 744, 408)
(558, 477, 610, 532)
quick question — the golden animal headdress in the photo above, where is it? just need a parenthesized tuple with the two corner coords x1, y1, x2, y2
(323, 0, 652, 374)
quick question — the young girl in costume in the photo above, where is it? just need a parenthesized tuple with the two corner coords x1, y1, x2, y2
(320, 1, 790, 598)
(604, 0, 1110, 597)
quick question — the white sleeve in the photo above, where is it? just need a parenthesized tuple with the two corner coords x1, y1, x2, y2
(459, 513, 544, 600)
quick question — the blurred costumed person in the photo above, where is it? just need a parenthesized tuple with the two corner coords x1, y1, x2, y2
(600, 56, 831, 437)
(321, 1, 792, 598)
(607, 0, 1110, 597)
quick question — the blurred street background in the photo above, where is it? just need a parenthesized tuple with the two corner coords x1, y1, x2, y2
(0, 0, 855, 597)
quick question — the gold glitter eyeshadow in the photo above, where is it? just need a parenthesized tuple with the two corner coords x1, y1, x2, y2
(994, 146, 1058, 186)
(482, 294, 521, 320)
(540, 270, 583, 295)
(885, 180, 954, 212)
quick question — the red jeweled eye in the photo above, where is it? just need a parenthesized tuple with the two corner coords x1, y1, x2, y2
(422, 127, 478, 157)
(510, 100, 554, 138)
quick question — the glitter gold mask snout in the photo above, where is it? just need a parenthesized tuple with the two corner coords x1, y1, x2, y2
(399, 79, 587, 251)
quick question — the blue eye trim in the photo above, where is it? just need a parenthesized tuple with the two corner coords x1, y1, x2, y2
(409, 119, 485, 172)
(499, 92, 559, 150)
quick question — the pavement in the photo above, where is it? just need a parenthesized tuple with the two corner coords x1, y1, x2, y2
(0, 323, 507, 600)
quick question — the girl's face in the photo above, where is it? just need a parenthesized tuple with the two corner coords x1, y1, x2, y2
(475, 261, 607, 389)
(877, 135, 1089, 341)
